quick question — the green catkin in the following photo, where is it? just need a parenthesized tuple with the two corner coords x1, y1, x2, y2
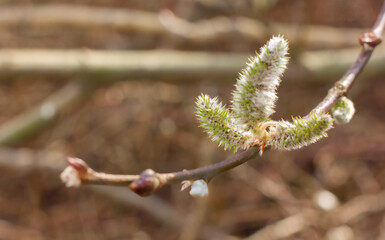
(195, 36, 336, 153)
(268, 112, 334, 150)
(231, 36, 289, 131)
(195, 94, 252, 152)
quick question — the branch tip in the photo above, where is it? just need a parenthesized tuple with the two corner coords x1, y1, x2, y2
(60, 166, 82, 188)
(67, 156, 89, 176)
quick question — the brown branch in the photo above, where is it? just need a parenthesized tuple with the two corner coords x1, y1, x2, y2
(64, 149, 259, 196)
(61, 1, 385, 197)
(0, 148, 237, 239)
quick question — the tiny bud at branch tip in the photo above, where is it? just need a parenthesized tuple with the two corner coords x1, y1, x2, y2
(60, 166, 81, 188)
(67, 157, 89, 176)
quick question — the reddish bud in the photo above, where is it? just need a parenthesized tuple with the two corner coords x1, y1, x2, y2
(67, 157, 88, 177)
(129, 169, 159, 197)
(359, 32, 382, 48)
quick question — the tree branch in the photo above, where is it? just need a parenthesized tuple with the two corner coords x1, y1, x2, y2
(61, 1, 385, 197)
(309, 2, 385, 116)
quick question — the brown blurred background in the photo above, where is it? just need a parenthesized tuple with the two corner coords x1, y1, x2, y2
(0, 0, 385, 239)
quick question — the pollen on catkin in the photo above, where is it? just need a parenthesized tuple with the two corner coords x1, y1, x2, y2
(195, 94, 253, 152)
(331, 96, 355, 124)
(268, 112, 334, 150)
(231, 36, 289, 131)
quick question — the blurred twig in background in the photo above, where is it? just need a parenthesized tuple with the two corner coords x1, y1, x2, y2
(245, 189, 385, 240)
(0, 4, 363, 48)
(0, 46, 385, 84)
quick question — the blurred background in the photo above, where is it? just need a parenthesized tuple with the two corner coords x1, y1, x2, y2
(0, 0, 385, 239)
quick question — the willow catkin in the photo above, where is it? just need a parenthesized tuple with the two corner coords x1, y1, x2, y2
(231, 36, 289, 130)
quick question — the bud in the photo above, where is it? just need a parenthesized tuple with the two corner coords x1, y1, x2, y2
(130, 169, 159, 197)
(60, 166, 81, 187)
(331, 96, 355, 124)
(188, 180, 209, 197)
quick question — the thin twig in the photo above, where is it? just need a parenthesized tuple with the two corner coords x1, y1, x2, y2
(0, 147, 237, 239)
(309, 1, 385, 116)
(61, 1, 385, 197)
(65, 149, 258, 196)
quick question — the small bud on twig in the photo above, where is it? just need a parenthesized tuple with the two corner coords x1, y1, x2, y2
(67, 157, 89, 176)
(60, 157, 90, 187)
(189, 179, 209, 197)
(331, 96, 355, 124)
(60, 166, 81, 187)
(130, 169, 161, 197)
(359, 32, 382, 48)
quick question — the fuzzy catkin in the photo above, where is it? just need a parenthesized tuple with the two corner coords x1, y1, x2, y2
(195, 36, 335, 153)
(195, 94, 252, 151)
(268, 112, 334, 150)
(231, 36, 289, 130)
